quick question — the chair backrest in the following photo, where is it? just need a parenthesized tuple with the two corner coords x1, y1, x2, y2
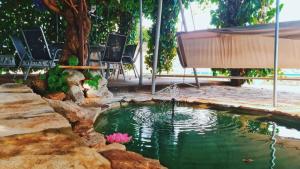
(22, 27, 52, 60)
(123, 44, 138, 59)
(10, 35, 30, 61)
(102, 33, 127, 62)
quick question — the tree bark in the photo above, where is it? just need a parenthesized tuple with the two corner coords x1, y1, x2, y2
(229, 69, 246, 86)
(42, 0, 91, 66)
(61, 7, 91, 65)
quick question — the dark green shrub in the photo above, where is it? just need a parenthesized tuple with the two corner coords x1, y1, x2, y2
(46, 65, 69, 93)
(83, 71, 102, 90)
(68, 55, 79, 66)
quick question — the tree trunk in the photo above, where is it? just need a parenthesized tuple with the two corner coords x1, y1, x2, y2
(60, 7, 91, 66)
(229, 69, 246, 86)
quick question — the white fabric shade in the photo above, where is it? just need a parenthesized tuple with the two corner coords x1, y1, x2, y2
(177, 20, 300, 68)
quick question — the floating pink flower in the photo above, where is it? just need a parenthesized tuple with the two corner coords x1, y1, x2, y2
(106, 133, 132, 144)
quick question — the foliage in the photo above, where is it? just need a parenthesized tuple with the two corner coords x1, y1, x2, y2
(0, 0, 199, 73)
(46, 65, 68, 93)
(144, 0, 202, 73)
(0, 1, 65, 55)
(208, 0, 284, 84)
(89, 0, 140, 45)
(68, 55, 79, 66)
(145, 0, 180, 73)
(247, 120, 271, 135)
(14, 78, 24, 84)
(83, 71, 102, 90)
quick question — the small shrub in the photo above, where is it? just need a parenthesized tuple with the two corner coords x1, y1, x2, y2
(14, 79, 24, 84)
(46, 65, 69, 93)
(83, 71, 102, 90)
(68, 55, 79, 66)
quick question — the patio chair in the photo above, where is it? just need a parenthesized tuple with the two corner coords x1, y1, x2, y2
(0, 55, 15, 68)
(22, 27, 61, 68)
(122, 44, 139, 78)
(10, 35, 50, 79)
(101, 33, 127, 79)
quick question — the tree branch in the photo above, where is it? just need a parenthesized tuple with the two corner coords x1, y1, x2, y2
(62, 0, 79, 14)
(42, 0, 62, 14)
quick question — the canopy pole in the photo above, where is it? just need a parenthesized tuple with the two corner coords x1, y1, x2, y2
(139, 0, 143, 86)
(273, 0, 280, 107)
(56, 14, 59, 42)
(178, 0, 200, 88)
(151, 0, 163, 95)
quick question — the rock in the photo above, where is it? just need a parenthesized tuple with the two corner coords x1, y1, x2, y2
(101, 150, 167, 169)
(68, 85, 85, 104)
(30, 79, 47, 94)
(45, 92, 66, 101)
(82, 130, 106, 148)
(45, 99, 99, 121)
(73, 119, 94, 136)
(95, 143, 126, 153)
(0, 91, 70, 137)
(0, 128, 111, 169)
(80, 97, 106, 107)
(65, 69, 85, 86)
(86, 78, 113, 98)
(0, 83, 33, 93)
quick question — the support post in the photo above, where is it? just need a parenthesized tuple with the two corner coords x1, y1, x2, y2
(273, 0, 280, 107)
(56, 14, 59, 42)
(139, 0, 143, 86)
(151, 0, 163, 95)
(179, 0, 200, 88)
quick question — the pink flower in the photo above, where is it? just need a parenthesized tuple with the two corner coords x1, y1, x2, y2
(106, 133, 132, 144)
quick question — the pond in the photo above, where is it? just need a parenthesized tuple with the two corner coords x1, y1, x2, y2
(94, 103, 300, 169)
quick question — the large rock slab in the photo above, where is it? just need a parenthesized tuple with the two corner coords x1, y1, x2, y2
(65, 69, 85, 86)
(45, 99, 99, 121)
(101, 150, 166, 169)
(0, 83, 32, 93)
(86, 78, 113, 98)
(68, 85, 85, 104)
(0, 83, 111, 169)
(0, 85, 70, 137)
(0, 128, 111, 169)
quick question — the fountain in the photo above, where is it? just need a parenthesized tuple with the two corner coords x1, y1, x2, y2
(169, 84, 179, 116)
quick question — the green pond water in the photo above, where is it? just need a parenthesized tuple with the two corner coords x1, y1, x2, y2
(94, 103, 300, 169)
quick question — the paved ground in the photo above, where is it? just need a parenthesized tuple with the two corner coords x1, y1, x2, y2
(113, 85, 300, 119)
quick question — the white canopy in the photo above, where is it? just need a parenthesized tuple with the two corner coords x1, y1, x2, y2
(177, 20, 300, 69)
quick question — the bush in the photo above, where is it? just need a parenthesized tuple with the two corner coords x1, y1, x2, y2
(68, 55, 79, 66)
(83, 71, 102, 90)
(41, 65, 68, 93)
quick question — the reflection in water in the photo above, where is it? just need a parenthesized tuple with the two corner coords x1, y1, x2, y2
(270, 122, 277, 169)
(95, 104, 300, 169)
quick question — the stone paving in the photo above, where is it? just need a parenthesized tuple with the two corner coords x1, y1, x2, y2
(0, 83, 110, 169)
(114, 85, 300, 119)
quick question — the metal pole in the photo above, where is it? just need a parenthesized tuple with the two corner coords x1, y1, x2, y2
(139, 0, 143, 86)
(151, 0, 163, 94)
(273, 0, 280, 107)
(179, 0, 200, 88)
(56, 14, 59, 42)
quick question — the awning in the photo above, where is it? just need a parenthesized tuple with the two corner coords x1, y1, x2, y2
(177, 20, 300, 69)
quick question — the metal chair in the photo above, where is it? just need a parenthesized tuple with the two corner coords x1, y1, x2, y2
(101, 33, 127, 79)
(0, 55, 15, 68)
(10, 35, 48, 79)
(122, 44, 139, 78)
(20, 27, 62, 79)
